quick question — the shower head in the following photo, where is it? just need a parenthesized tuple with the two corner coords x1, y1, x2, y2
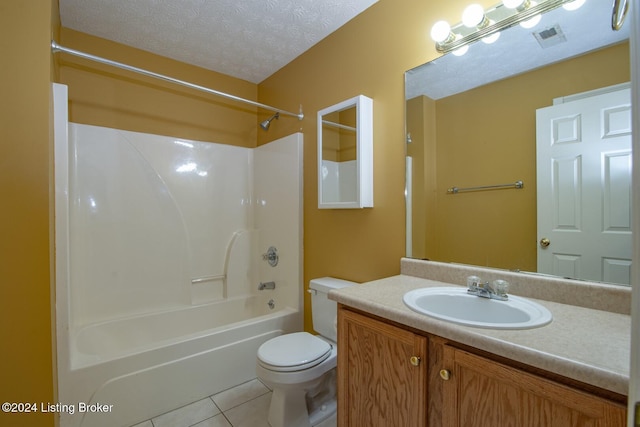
(260, 112, 279, 130)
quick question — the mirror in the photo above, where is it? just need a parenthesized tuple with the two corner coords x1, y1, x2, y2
(405, 1, 632, 285)
(318, 95, 373, 209)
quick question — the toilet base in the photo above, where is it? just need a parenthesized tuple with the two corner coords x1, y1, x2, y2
(265, 369, 337, 427)
(267, 392, 337, 427)
(308, 398, 336, 426)
(268, 387, 311, 427)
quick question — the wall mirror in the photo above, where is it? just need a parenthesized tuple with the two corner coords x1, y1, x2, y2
(405, 1, 632, 285)
(318, 95, 373, 209)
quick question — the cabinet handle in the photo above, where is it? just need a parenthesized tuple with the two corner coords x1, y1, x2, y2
(410, 356, 421, 366)
(439, 369, 451, 381)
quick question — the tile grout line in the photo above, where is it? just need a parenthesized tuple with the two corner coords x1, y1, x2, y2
(132, 378, 273, 427)
(215, 389, 272, 413)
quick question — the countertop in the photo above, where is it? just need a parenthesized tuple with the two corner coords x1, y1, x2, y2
(329, 274, 631, 396)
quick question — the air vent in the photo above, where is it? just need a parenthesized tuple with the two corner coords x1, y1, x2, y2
(532, 24, 567, 48)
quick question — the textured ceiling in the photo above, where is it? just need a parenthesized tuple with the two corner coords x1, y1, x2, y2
(406, 0, 630, 100)
(59, 0, 378, 84)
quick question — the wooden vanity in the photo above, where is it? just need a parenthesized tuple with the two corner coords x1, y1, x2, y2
(338, 305, 625, 427)
(330, 260, 631, 427)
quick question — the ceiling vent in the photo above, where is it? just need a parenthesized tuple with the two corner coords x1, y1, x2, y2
(533, 24, 567, 49)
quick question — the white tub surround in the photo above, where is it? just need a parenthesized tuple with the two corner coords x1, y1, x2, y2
(53, 83, 303, 427)
(329, 259, 631, 396)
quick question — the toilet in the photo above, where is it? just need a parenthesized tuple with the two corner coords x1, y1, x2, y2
(256, 277, 356, 427)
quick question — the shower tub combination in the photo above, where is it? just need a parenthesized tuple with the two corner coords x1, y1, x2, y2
(53, 84, 303, 427)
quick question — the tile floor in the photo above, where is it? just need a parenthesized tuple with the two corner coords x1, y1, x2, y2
(130, 378, 273, 427)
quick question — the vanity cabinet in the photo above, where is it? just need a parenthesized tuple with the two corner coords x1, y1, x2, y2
(337, 305, 626, 427)
(440, 346, 626, 427)
(337, 307, 427, 427)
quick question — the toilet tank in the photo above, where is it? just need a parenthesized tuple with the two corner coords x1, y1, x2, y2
(309, 277, 356, 342)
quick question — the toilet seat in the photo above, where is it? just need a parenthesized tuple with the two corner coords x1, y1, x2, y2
(257, 332, 332, 372)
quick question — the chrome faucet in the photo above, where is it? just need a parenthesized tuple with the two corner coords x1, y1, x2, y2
(467, 276, 509, 301)
(258, 281, 276, 290)
(262, 246, 279, 267)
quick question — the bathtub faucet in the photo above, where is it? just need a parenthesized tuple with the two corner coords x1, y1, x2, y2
(258, 281, 276, 290)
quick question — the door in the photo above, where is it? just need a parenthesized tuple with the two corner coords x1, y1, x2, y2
(536, 87, 632, 285)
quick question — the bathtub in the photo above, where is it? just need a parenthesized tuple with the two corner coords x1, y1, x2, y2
(58, 297, 300, 427)
(52, 87, 304, 427)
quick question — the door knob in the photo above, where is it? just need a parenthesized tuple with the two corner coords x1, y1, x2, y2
(439, 369, 451, 381)
(539, 238, 550, 248)
(410, 356, 421, 367)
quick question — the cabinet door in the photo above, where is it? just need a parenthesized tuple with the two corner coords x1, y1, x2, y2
(337, 308, 427, 427)
(441, 346, 626, 427)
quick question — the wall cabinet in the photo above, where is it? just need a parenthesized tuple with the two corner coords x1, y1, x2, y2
(337, 306, 626, 427)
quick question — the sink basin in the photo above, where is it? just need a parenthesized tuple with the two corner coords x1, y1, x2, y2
(403, 287, 552, 330)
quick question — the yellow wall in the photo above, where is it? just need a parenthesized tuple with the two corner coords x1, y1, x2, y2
(0, 1, 57, 426)
(59, 28, 259, 147)
(257, 0, 483, 331)
(408, 43, 629, 271)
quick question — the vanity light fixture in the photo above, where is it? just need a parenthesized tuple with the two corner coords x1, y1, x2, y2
(430, 0, 584, 54)
(461, 4, 502, 44)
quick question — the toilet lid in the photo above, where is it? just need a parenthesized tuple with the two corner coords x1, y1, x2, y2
(258, 332, 332, 371)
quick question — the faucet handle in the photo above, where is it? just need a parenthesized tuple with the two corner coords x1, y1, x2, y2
(262, 246, 279, 267)
(467, 275, 482, 292)
(493, 279, 509, 297)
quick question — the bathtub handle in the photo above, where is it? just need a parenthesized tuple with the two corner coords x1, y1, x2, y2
(262, 246, 279, 267)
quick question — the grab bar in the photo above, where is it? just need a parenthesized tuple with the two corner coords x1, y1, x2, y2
(447, 180, 524, 194)
(191, 274, 225, 284)
(190, 230, 250, 295)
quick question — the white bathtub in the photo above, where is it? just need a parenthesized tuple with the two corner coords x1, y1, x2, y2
(58, 298, 300, 427)
(52, 87, 304, 427)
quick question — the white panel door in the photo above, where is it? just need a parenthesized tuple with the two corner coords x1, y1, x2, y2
(536, 87, 632, 285)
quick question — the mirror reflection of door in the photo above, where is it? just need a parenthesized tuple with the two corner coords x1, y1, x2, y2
(321, 107, 357, 204)
(536, 85, 632, 284)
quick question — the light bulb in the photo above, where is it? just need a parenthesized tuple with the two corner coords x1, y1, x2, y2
(502, 0, 526, 9)
(431, 20, 452, 43)
(462, 4, 486, 28)
(562, 0, 585, 11)
(452, 45, 469, 56)
(482, 31, 501, 44)
(451, 34, 468, 56)
(520, 0, 540, 28)
(520, 14, 541, 28)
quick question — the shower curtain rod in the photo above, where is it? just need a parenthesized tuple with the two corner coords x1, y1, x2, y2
(51, 41, 304, 120)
